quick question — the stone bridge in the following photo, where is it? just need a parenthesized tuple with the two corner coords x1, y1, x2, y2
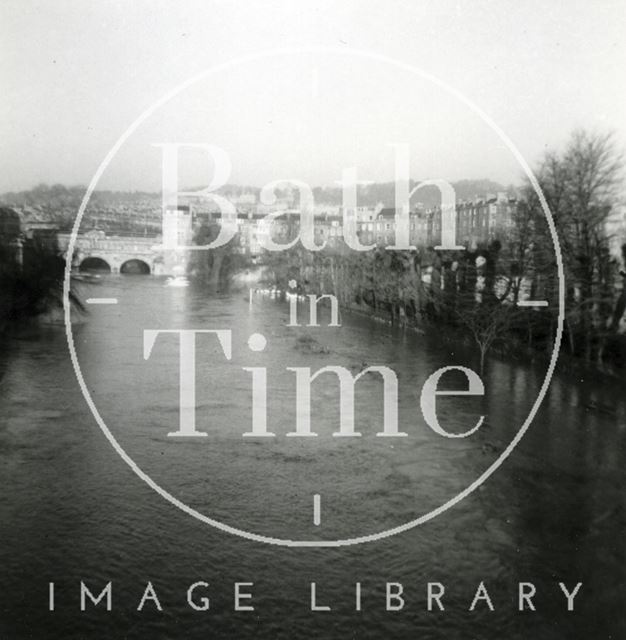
(57, 230, 172, 275)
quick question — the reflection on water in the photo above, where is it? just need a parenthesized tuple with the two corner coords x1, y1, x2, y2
(0, 276, 625, 639)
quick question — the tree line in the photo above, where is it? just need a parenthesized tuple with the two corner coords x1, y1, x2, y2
(251, 130, 626, 372)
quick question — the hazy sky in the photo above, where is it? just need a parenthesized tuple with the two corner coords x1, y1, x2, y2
(1, 0, 625, 192)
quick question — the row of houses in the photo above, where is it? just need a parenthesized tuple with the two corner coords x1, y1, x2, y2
(189, 192, 518, 255)
(1, 192, 520, 264)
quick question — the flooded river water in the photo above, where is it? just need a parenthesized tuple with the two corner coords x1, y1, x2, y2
(1, 275, 625, 639)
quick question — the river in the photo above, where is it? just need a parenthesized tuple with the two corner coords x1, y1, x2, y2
(0, 275, 625, 639)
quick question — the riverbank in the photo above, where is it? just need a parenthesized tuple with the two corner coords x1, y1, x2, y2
(250, 285, 626, 383)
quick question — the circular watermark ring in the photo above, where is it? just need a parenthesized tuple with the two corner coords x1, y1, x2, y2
(63, 46, 565, 547)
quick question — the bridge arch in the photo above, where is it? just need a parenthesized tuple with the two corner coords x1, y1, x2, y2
(120, 258, 151, 275)
(79, 256, 111, 272)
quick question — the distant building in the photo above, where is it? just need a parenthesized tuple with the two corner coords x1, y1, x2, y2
(456, 192, 516, 249)
(0, 207, 22, 265)
(0, 207, 21, 243)
(374, 208, 398, 246)
(162, 204, 193, 274)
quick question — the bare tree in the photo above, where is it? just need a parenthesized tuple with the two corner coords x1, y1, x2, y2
(456, 297, 519, 374)
(527, 130, 624, 362)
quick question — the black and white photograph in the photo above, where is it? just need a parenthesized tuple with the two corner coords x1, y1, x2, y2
(1, 1, 625, 638)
